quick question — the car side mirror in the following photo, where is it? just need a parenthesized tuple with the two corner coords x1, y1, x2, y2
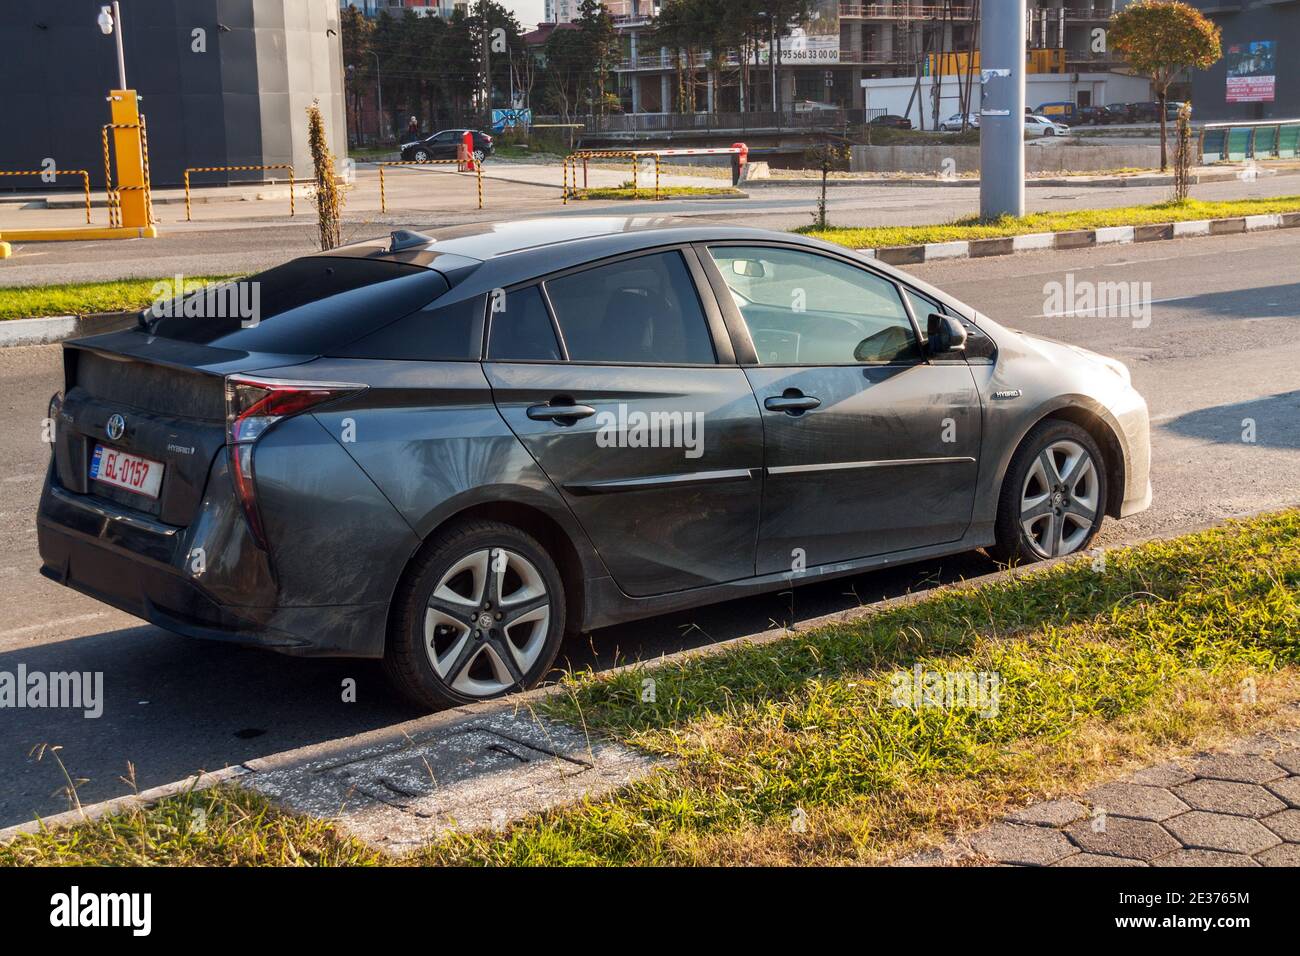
(732, 259, 766, 278)
(926, 313, 967, 354)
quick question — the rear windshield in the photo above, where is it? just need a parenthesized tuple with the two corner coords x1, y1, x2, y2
(141, 257, 449, 354)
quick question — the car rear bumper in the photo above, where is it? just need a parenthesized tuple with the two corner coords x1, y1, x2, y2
(36, 460, 393, 658)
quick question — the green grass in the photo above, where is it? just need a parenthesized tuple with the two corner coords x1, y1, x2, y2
(5, 510, 1298, 865)
(574, 181, 742, 200)
(0, 276, 239, 320)
(800, 195, 1300, 249)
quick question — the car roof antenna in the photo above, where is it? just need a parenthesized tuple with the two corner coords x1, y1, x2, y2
(390, 229, 434, 252)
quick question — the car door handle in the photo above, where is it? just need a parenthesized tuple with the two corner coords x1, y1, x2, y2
(527, 403, 596, 422)
(764, 394, 821, 413)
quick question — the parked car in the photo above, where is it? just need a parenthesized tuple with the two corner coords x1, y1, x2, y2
(37, 218, 1151, 709)
(1166, 101, 1192, 121)
(1025, 114, 1070, 137)
(1099, 103, 1135, 124)
(1127, 102, 1162, 123)
(869, 114, 913, 130)
(1034, 101, 1079, 124)
(400, 129, 493, 163)
(939, 112, 980, 131)
(1076, 105, 1106, 126)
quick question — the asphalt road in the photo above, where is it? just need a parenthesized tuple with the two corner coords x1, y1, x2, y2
(1, 229, 1298, 826)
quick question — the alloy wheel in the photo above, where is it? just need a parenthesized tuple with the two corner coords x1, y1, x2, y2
(423, 547, 550, 697)
(1019, 439, 1099, 558)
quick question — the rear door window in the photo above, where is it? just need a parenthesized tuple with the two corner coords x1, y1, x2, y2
(487, 286, 562, 361)
(143, 257, 448, 355)
(543, 250, 716, 365)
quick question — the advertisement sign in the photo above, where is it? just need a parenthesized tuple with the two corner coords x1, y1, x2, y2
(1226, 40, 1276, 104)
(762, 0, 840, 64)
(491, 108, 532, 133)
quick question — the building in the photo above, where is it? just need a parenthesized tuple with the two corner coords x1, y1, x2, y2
(1187, 0, 1297, 122)
(3, 0, 346, 188)
(344, 0, 469, 17)
(601, 0, 1146, 122)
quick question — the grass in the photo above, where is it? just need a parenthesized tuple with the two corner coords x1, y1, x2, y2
(799, 195, 1300, 249)
(0, 276, 239, 320)
(4, 510, 1298, 866)
(574, 181, 742, 200)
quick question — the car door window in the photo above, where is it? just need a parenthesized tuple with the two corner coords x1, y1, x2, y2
(708, 246, 920, 365)
(487, 285, 561, 361)
(544, 250, 716, 364)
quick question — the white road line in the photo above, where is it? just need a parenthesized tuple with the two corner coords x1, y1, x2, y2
(0, 612, 109, 640)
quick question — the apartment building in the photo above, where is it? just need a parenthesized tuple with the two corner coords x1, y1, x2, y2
(601, 1, 1140, 115)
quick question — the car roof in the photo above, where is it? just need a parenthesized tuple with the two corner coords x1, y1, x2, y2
(316, 215, 976, 319)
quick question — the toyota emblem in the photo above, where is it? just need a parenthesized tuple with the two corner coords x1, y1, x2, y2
(106, 413, 126, 441)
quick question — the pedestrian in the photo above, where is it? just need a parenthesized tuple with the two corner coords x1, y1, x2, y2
(407, 116, 419, 138)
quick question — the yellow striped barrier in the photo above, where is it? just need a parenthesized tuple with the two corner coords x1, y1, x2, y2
(183, 164, 295, 221)
(377, 159, 483, 213)
(0, 170, 92, 224)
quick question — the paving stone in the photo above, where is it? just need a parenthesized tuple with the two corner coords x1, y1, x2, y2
(1126, 762, 1195, 788)
(1065, 816, 1181, 861)
(1083, 782, 1189, 821)
(1164, 811, 1282, 855)
(1261, 809, 1300, 843)
(970, 823, 1079, 866)
(1173, 779, 1286, 818)
(1153, 849, 1260, 867)
(1188, 753, 1287, 784)
(1254, 843, 1300, 866)
(1225, 732, 1289, 757)
(1053, 853, 1147, 867)
(1266, 775, 1300, 809)
(1272, 749, 1300, 775)
(1006, 799, 1089, 828)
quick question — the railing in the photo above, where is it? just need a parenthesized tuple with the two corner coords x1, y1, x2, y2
(565, 109, 869, 135)
(1200, 120, 1300, 164)
(840, 3, 973, 18)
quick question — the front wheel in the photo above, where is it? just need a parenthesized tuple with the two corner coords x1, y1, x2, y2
(384, 520, 566, 710)
(413, 148, 431, 162)
(988, 420, 1107, 566)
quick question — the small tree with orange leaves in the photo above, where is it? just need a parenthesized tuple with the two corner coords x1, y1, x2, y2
(1109, 1, 1221, 172)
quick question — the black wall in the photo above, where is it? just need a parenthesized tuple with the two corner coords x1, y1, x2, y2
(1190, 0, 1299, 122)
(3, 0, 346, 188)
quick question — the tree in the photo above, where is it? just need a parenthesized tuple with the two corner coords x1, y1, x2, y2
(340, 4, 373, 144)
(1109, 0, 1221, 170)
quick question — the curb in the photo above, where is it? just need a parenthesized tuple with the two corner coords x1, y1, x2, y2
(2, 509, 1279, 845)
(860, 210, 1300, 266)
(0, 311, 136, 348)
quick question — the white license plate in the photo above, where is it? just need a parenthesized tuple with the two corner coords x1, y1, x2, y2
(90, 444, 164, 499)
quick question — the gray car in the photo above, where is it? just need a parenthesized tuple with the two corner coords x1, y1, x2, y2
(37, 217, 1151, 710)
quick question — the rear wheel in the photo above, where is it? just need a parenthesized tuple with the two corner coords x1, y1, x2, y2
(384, 520, 566, 710)
(988, 420, 1107, 566)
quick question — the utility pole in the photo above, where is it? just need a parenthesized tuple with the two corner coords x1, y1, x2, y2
(979, 0, 1026, 219)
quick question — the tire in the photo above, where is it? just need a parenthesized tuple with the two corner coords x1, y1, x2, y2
(413, 149, 431, 162)
(383, 519, 567, 710)
(988, 419, 1108, 566)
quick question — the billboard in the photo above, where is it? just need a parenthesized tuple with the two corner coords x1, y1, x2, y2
(762, 0, 840, 65)
(1226, 40, 1276, 104)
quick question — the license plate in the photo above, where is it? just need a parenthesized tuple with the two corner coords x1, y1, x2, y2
(90, 444, 164, 499)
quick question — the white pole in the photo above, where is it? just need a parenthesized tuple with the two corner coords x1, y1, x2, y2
(979, 0, 1026, 219)
(112, 1, 126, 88)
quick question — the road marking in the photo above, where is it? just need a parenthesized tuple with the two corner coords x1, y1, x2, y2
(0, 612, 109, 640)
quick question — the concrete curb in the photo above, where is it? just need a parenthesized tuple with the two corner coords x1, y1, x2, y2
(0, 311, 136, 348)
(861, 211, 1300, 266)
(745, 170, 1246, 190)
(3, 508, 1282, 845)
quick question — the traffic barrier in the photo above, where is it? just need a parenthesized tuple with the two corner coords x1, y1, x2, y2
(183, 164, 295, 221)
(561, 144, 748, 202)
(378, 159, 483, 213)
(0, 170, 92, 224)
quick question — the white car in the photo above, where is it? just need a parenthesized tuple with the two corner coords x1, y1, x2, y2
(1025, 115, 1070, 137)
(939, 113, 980, 132)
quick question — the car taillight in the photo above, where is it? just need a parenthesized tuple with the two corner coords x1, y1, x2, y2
(224, 375, 365, 548)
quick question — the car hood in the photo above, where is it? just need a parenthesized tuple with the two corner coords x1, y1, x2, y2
(1009, 329, 1131, 386)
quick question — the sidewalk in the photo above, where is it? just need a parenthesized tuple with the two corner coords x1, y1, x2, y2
(903, 716, 1300, 867)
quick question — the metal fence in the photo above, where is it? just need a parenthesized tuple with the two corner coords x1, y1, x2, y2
(1200, 120, 1300, 164)
(542, 109, 881, 136)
